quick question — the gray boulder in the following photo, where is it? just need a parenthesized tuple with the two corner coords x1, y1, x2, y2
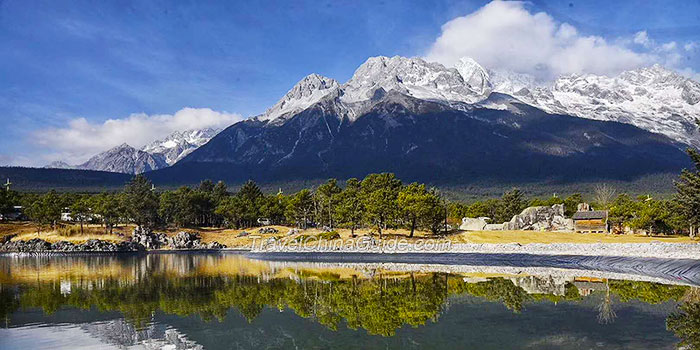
(77, 239, 119, 252)
(132, 227, 168, 249)
(168, 232, 203, 249)
(503, 204, 573, 231)
(0, 238, 52, 252)
(51, 241, 77, 251)
(459, 217, 489, 231)
(205, 241, 226, 249)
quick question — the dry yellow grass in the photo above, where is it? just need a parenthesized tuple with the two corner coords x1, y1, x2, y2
(195, 226, 698, 247)
(3, 222, 697, 248)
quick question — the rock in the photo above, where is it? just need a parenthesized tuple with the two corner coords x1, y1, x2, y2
(132, 226, 168, 249)
(286, 228, 299, 236)
(117, 241, 145, 251)
(76, 239, 119, 252)
(503, 204, 573, 231)
(460, 217, 489, 231)
(51, 241, 77, 251)
(258, 227, 279, 234)
(168, 232, 202, 249)
(1, 234, 17, 245)
(0, 238, 52, 252)
(206, 241, 226, 249)
(237, 231, 250, 237)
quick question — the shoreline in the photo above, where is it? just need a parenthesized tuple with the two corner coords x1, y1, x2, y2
(1, 241, 699, 260)
(252, 241, 700, 260)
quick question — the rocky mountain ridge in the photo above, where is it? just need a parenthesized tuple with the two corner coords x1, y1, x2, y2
(45, 128, 222, 174)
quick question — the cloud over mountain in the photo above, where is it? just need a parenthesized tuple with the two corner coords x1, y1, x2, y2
(35, 108, 241, 165)
(424, 1, 694, 81)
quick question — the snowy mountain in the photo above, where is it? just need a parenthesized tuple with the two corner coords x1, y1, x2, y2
(142, 128, 221, 165)
(149, 56, 691, 184)
(44, 127, 222, 174)
(491, 64, 700, 147)
(254, 56, 495, 124)
(77, 143, 168, 174)
(341, 56, 489, 106)
(258, 73, 340, 122)
(44, 55, 700, 182)
(44, 161, 74, 169)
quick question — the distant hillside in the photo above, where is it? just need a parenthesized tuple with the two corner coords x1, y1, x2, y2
(0, 167, 130, 191)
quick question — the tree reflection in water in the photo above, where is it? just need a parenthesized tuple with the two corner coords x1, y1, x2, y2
(2, 269, 698, 338)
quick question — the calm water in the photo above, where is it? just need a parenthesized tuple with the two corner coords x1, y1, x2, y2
(0, 252, 699, 350)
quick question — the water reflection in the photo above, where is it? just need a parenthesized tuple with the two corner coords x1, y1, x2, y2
(0, 253, 699, 349)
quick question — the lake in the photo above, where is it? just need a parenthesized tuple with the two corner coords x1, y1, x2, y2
(1, 252, 699, 349)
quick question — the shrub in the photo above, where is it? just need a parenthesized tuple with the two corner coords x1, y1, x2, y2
(317, 231, 340, 240)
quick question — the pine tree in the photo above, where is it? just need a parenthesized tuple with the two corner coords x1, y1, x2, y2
(675, 148, 700, 237)
(336, 178, 364, 237)
(360, 173, 402, 239)
(317, 179, 341, 229)
(123, 175, 159, 228)
(498, 188, 526, 223)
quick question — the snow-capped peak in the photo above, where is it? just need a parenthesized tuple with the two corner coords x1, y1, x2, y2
(454, 57, 492, 95)
(513, 64, 700, 146)
(258, 73, 340, 121)
(341, 56, 489, 105)
(142, 127, 221, 165)
(77, 143, 167, 174)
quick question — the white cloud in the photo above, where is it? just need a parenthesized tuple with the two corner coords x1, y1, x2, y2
(34, 107, 242, 165)
(633, 31, 650, 47)
(685, 42, 699, 52)
(660, 41, 677, 51)
(424, 1, 658, 80)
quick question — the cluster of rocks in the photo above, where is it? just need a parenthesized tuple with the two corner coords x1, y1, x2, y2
(132, 226, 169, 249)
(0, 227, 227, 253)
(503, 204, 573, 231)
(132, 228, 227, 250)
(258, 227, 279, 234)
(461, 204, 574, 232)
(0, 238, 143, 253)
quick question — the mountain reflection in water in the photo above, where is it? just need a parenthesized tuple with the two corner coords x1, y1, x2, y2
(0, 253, 699, 350)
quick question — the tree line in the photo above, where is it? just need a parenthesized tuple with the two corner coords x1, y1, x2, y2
(1, 142, 699, 237)
(0, 173, 449, 237)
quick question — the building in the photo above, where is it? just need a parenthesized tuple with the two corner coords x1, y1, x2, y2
(0, 206, 26, 221)
(572, 210, 609, 233)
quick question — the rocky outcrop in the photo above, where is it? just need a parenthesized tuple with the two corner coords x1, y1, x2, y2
(131, 228, 226, 250)
(132, 227, 169, 249)
(0, 238, 143, 252)
(168, 232, 203, 249)
(0, 228, 227, 253)
(459, 217, 489, 231)
(503, 204, 573, 231)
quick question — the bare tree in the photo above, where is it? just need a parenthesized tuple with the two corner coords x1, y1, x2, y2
(594, 184, 616, 210)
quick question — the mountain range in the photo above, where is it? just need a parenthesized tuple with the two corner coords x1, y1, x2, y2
(40, 55, 700, 185)
(146, 56, 696, 184)
(44, 128, 221, 174)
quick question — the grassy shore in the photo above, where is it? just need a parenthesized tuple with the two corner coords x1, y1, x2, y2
(2, 222, 697, 249)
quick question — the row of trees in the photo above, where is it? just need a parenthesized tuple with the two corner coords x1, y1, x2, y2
(0, 174, 448, 237)
(1, 136, 699, 236)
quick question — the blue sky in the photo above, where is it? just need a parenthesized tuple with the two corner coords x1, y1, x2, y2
(1, 0, 699, 166)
